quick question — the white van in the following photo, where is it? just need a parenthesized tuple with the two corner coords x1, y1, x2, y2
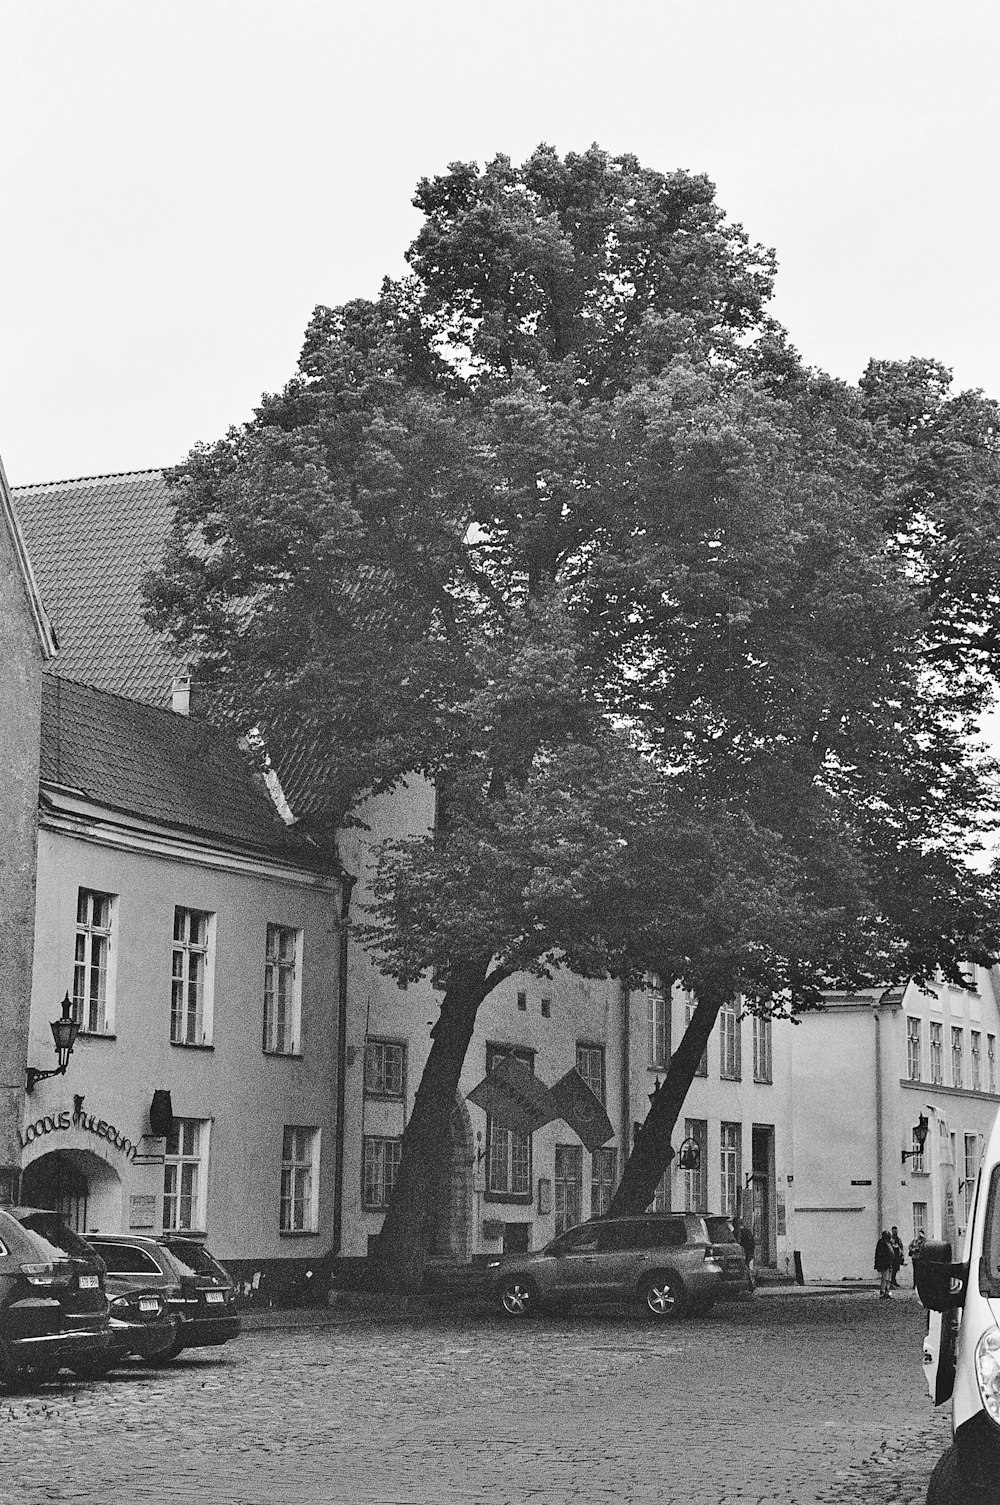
(919, 1100, 1000, 1503)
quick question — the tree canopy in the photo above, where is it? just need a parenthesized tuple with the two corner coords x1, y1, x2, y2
(146, 145, 1000, 1282)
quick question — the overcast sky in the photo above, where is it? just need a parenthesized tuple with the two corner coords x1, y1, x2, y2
(2, 1, 999, 487)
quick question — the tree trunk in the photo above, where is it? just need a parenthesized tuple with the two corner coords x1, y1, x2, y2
(607, 990, 726, 1217)
(365, 959, 492, 1292)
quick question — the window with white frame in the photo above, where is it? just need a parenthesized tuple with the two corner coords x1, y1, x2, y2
(163, 1118, 209, 1232)
(682, 1118, 708, 1213)
(171, 907, 213, 1046)
(720, 1122, 741, 1217)
(952, 1027, 965, 1090)
(485, 1046, 533, 1201)
(910, 1125, 927, 1174)
(685, 993, 708, 1077)
(364, 1038, 406, 1098)
(652, 1167, 670, 1214)
(575, 1043, 605, 1104)
(990, 1035, 997, 1094)
(964, 1133, 980, 1222)
(906, 1017, 922, 1082)
(753, 1016, 772, 1084)
(912, 1202, 928, 1241)
(362, 1136, 401, 1210)
(648, 985, 668, 1069)
(73, 888, 116, 1034)
(972, 1031, 982, 1092)
(720, 1000, 741, 1081)
(930, 1022, 943, 1085)
(554, 1144, 583, 1234)
(591, 1147, 616, 1218)
(280, 1126, 319, 1232)
(263, 925, 301, 1054)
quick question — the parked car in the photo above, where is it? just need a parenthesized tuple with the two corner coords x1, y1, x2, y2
(9, 1210, 179, 1374)
(703, 1216, 755, 1299)
(919, 1100, 1000, 1504)
(488, 1214, 724, 1319)
(0, 1206, 110, 1388)
(86, 1234, 240, 1362)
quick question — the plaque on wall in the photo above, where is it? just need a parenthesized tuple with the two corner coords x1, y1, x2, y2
(129, 1194, 156, 1230)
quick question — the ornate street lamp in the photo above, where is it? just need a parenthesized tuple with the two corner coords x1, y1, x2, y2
(677, 1137, 701, 1171)
(901, 1113, 931, 1165)
(26, 993, 80, 1095)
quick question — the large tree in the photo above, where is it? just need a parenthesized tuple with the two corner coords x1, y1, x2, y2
(146, 146, 1000, 1288)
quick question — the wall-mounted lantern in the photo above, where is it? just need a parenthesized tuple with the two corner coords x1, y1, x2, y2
(901, 1113, 931, 1166)
(678, 1137, 701, 1171)
(26, 993, 80, 1095)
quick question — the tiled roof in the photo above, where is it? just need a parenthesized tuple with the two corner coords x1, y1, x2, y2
(13, 470, 183, 707)
(40, 675, 328, 868)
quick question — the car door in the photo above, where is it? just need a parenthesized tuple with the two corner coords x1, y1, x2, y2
(548, 1224, 602, 1299)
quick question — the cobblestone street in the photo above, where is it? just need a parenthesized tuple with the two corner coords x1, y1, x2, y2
(0, 1292, 950, 1505)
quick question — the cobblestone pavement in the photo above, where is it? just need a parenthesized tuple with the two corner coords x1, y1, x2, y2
(0, 1292, 950, 1505)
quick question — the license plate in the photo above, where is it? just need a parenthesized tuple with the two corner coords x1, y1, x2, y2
(78, 1275, 99, 1289)
(204, 1290, 225, 1303)
(139, 1298, 159, 1312)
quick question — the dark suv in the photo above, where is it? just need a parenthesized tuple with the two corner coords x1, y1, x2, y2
(86, 1234, 239, 1361)
(0, 1207, 109, 1387)
(488, 1214, 724, 1319)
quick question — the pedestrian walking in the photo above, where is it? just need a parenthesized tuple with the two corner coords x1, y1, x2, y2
(888, 1226, 905, 1288)
(737, 1220, 757, 1291)
(875, 1229, 894, 1298)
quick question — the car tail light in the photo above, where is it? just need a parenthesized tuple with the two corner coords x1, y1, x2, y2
(20, 1261, 72, 1287)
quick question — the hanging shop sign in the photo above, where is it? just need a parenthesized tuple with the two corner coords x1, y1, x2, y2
(18, 1103, 139, 1161)
(550, 1068, 615, 1152)
(467, 1054, 559, 1136)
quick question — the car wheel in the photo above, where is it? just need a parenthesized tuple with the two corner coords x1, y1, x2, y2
(641, 1273, 687, 1320)
(143, 1333, 186, 1366)
(497, 1276, 538, 1318)
(928, 1443, 1000, 1505)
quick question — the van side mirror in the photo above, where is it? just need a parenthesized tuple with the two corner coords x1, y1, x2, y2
(914, 1239, 968, 1312)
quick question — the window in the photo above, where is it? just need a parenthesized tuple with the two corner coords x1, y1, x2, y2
(540, 996, 551, 1019)
(575, 1043, 605, 1104)
(516, 991, 527, 1012)
(682, 1118, 708, 1214)
(685, 993, 708, 1077)
(263, 924, 300, 1054)
(72, 888, 115, 1034)
(163, 1118, 209, 1232)
(648, 985, 668, 1069)
(965, 1134, 980, 1222)
(720, 1000, 741, 1081)
(961, 961, 979, 991)
(362, 1136, 401, 1210)
(720, 1122, 741, 1217)
(485, 1046, 533, 1201)
(912, 1202, 928, 1242)
(930, 1022, 943, 1085)
(972, 1031, 982, 1092)
(990, 1035, 997, 1095)
(89, 1241, 162, 1277)
(364, 1038, 406, 1098)
(753, 1016, 772, 1084)
(906, 1017, 922, 1083)
(952, 1027, 965, 1090)
(171, 907, 213, 1046)
(651, 1168, 670, 1214)
(554, 1144, 582, 1235)
(910, 1125, 927, 1174)
(280, 1126, 319, 1232)
(591, 1147, 617, 1218)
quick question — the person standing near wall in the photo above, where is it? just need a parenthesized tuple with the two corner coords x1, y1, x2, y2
(875, 1230, 894, 1298)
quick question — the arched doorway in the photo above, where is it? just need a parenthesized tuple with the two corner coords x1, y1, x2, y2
(20, 1149, 123, 1234)
(430, 1096, 475, 1260)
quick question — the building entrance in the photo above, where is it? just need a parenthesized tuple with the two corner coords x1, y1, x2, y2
(20, 1149, 123, 1234)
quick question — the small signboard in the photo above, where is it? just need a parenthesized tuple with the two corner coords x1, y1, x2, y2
(550, 1068, 615, 1152)
(467, 1053, 558, 1135)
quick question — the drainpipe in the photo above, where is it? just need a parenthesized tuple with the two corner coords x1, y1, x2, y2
(620, 981, 631, 1165)
(332, 870, 356, 1255)
(874, 1000, 884, 1235)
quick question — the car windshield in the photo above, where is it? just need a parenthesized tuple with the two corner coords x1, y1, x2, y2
(162, 1240, 228, 1279)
